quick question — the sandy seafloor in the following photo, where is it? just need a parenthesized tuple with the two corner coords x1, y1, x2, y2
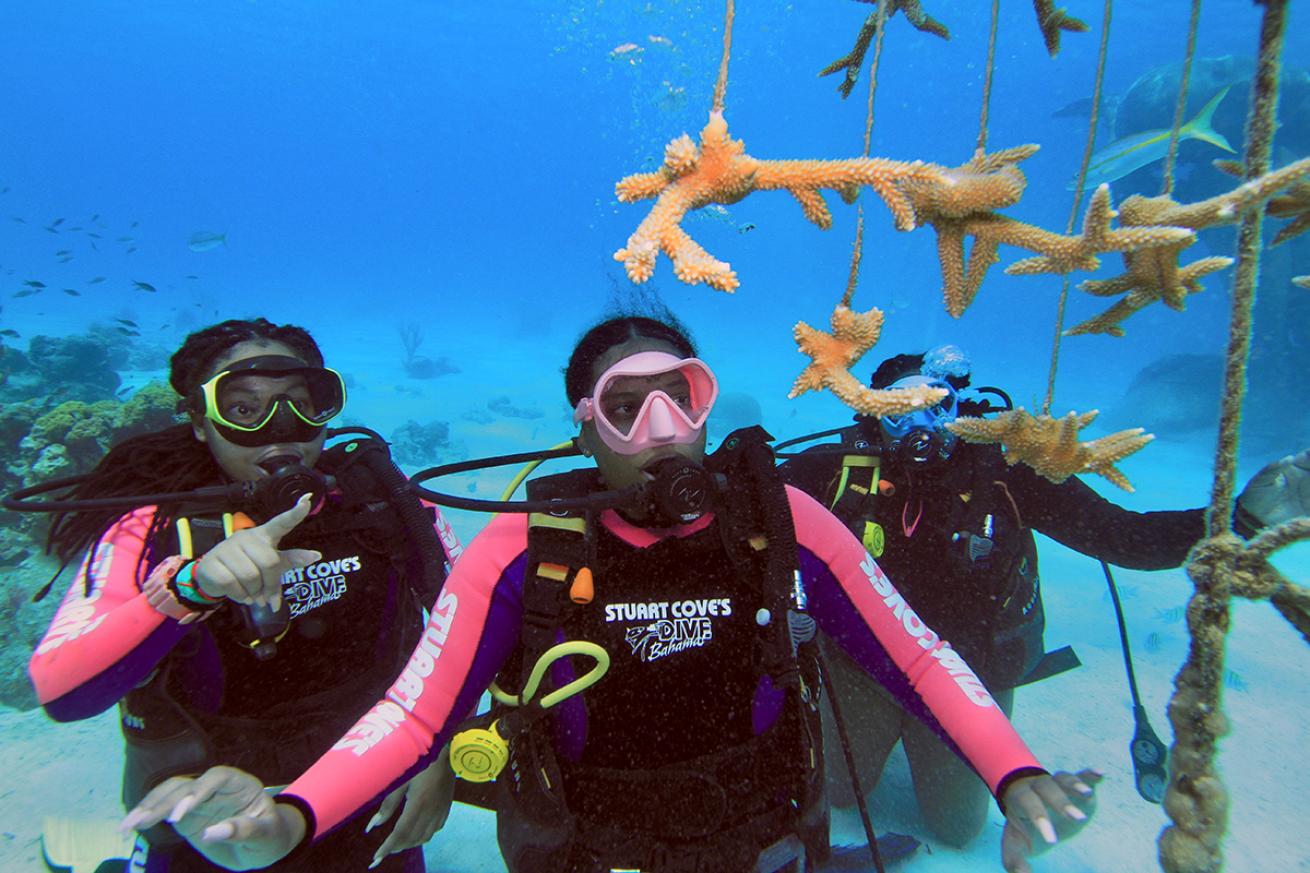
(2, 325, 1307, 873)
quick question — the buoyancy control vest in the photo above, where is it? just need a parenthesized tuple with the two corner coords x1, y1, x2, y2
(494, 428, 830, 873)
(812, 429, 1074, 692)
(121, 434, 444, 848)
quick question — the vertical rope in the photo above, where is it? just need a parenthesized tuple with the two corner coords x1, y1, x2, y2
(975, 0, 1002, 156)
(1042, 0, 1114, 415)
(711, 0, 735, 113)
(842, 0, 889, 308)
(1204, 0, 1286, 537)
(1160, 0, 1204, 196)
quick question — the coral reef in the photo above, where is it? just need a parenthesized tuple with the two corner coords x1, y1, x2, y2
(389, 419, 463, 469)
(789, 305, 947, 417)
(1031, 0, 1088, 56)
(613, 111, 944, 292)
(946, 407, 1155, 491)
(398, 323, 459, 380)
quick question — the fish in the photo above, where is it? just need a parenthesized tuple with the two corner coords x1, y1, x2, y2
(1224, 669, 1247, 692)
(185, 274, 199, 280)
(1072, 86, 1234, 190)
(114, 318, 139, 328)
(54, 249, 71, 256)
(12, 289, 38, 298)
(0, 329, 19, 338)
(24, 280, 46, 288)
(50, 217, 64, 227)
(116, 327, 141, 337)
(44, 226, 59, 234)
(90, 213, 100, 222)
(738, 223, 756, 234)
(1143, 631, 1163, 653)
(10, 217, 25, 224)
(86, 232, 102, 239)
(116, 236, 134, 243)
(88, 276, 106, 284)
(1155, 605, 1186, 624)
(126, 247, 137, 254)
(62, 288, 81, 296)
(130, 220, 139, 228)
(188, 231, 227, 252)
(133, 281, 158, 293)
(0, 186, 9, 194)
(58, 256, 73, 263)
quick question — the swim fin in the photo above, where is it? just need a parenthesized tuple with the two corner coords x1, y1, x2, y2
(41, 817, 133, 873)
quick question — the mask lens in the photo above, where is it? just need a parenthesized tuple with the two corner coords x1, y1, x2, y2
(210, 364, 345, 430)
(596, 361, 715, 438)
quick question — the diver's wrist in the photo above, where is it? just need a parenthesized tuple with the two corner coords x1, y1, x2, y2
(171, 559, 223, 609)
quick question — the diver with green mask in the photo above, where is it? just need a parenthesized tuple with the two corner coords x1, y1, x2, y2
(777, 343, 1310, 850)
(20, 318, 463, 873)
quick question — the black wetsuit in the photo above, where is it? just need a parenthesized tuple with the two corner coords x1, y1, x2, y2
(779, 434, 1205, 689)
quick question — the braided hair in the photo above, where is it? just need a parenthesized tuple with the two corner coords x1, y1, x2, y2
(44, 318, 324, 583)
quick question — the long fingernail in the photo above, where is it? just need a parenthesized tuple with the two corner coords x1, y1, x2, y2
(1065, 805, 1087, 821)
(202, 822, 233, 842)
(1038, 817, 1058, 845)
(1074, 781, 1093, 796)
(365, 812, 382, 834)
(119, 810, 146, 833)
(271, 594, 282, 612)
(1090, 769, 1104, 779)
(167, 797, 197, 824)
(369, 856, 382, 870)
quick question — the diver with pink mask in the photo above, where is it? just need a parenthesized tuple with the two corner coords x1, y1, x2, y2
(123, 314, 1102, 873)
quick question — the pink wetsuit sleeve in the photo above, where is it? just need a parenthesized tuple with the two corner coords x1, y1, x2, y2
(786, 485, 1043, 796)
(281, 511, 529, 839)
(425, 501, 464, 565)
(28, 506, 189, 717)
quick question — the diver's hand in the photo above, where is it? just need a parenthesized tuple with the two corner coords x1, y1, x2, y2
(1236, 448, 1310, 533)
(999, 769, 1100, 873)
(367, 746, 457, 868)
(192, 494, 321, 609)
(120, 766, 306, 871)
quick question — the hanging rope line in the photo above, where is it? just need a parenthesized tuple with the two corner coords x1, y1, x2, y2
(975, 0, 1003, 156)
(1041, 0, 1114, 414)
(842, 0, 890, 308)
(1160, 0, 1204, 196)
(1204, 0, 1284, 535)
(711, 0, 735, 113)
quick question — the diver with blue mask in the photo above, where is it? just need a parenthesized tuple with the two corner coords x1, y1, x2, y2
(778, 343, 1310, 851)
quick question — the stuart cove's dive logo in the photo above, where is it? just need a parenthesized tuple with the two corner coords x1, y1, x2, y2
(280, 555, 362, 617)
(608, 598, 731, 662)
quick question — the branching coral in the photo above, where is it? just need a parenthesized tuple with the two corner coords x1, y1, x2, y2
(1066, 156, 1310, 337)
(1031, 0, 1089, 56)
(788, 304, 947, 416)
(901, 148, 1194, 317)
(819, 0, 950, 99)
(614, 111, 944, 292)
(1214, 158, 1310, 246)
(946, 406, 1154, 491)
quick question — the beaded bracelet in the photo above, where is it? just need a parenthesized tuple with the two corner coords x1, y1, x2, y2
(168, 559, 223, 611)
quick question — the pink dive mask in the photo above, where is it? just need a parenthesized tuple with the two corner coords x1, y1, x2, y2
(573, 351, 719, 455)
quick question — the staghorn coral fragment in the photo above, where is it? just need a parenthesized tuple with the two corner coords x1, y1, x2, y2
(946, 406, 1154, 490)
(820, 1, 950, 99)
(614, 111, 944, 292)
(1065, 157, 1310, 337)
(1215, 157, 1310, 246)
(1031, 0, 1088, 56)
(788, 304, 948, 417)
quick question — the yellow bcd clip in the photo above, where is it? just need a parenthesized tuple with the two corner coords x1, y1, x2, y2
(862, 521, 885, 558)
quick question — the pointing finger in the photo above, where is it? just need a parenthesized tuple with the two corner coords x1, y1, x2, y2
(258, 494, 315, 546)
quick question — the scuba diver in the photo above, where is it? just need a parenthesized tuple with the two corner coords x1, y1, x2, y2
(21, 318, 463, 872)
(776, 344, 1310, 850)
(122, 315, 1100, 873)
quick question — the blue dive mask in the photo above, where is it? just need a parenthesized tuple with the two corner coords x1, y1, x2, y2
(880, 374, 960, 465)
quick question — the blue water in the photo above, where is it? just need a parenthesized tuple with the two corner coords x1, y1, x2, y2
(1, 1, 1308, 871)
